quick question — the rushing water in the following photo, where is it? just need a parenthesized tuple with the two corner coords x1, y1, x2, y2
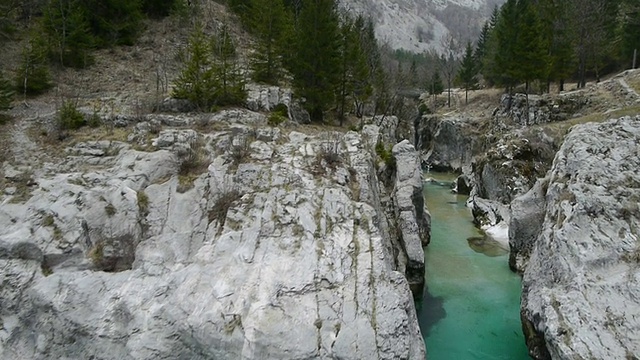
(417, 173, 530, 360)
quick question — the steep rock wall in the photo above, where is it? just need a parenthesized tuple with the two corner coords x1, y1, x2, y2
(519, 116, 640, 359)
(0, 116, 428, 359)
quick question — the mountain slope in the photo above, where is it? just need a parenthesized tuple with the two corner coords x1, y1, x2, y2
(341, 0, 505, 53)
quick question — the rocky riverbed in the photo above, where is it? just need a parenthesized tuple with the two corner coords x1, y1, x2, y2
(0, 109, 428, 359)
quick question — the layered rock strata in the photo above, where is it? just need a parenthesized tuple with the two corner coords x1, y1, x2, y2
(0, 118, 427, 359)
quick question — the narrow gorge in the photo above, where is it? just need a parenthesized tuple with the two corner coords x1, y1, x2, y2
(416, 70, 640, 359)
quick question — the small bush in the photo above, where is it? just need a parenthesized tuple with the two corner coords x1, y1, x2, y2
(268, 113, 286, 127)
(137, 191, 149, 215)
(208, 188, 242, 226)
(42, 214, 54, 227)
(272, 103, 288, 117)
(57, 101, 86, 130)
(177, 139, 208, 192)
(228, 137, 252, 168)
(179, 141, 207, 176)
(313, 136, 342, 174)
(375, 142, 396, 169)
(105, 204, 117, 217)
(87, 112, 102, 128)
(418, 103, 430, 115)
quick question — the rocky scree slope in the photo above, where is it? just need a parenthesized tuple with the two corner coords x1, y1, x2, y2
(0, 110, 428, 359)
(513, 116, 640, 359)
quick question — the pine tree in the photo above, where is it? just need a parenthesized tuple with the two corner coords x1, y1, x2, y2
(457, 42, 479, 104)
(172, 25, 216, 110)
(620, 0, 640, 68)
(487, 0, 519, 91)
(211, 24, 246, 106)
(249, 0, 291, 85)
(427, 70, 444, 109)
(42, 0, 94, 68)
(539, 0, 575, 91)
(474, 22, 490, 70)
(82, 0, 144, 47)
(15, 32, 53, 97)
(290, 0, 340, 122)
(0, 0, 19, 42)
(351, 15, 374, 119)
(513, 0, 549, 92)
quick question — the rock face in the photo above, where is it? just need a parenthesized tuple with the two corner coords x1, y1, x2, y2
(508, 177, 548, 273)
(520, 116, 640, 359)
(392, 140, 431, 294)
(494, 93, 589, 127)
(0, 120, 426, 359)
(416, 115, 477, 172)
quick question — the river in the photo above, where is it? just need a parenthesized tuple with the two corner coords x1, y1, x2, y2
(417, 173, 530, 359)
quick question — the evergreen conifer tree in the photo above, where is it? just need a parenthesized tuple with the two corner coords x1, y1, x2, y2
(351, 15, 374, 119)
(211, 24, 246, 106)
(335, 16, 371, 125)
(513, 0, 549, 93)
(83, 0, 144, 46)
(457, 42, 479, 104)
(42, 0, 94, 68)
(619, 0, 640, 68)
(15, 32, 53, 96)
(290, 0, 340, 122)
(428, 70, 444, 109)
(486, 0, 519, 91)
(249, 0, 291, 85)
(539, 0, 575, 91)
(172, 25, 216, 110)
(474, 22, 490, 69)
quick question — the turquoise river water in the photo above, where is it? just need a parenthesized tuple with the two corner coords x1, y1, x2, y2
(417, 173, 530, 360)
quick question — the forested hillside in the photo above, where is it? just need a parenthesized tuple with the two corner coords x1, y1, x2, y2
(473, 0, 640, 93)
(1, 0, 425, 125)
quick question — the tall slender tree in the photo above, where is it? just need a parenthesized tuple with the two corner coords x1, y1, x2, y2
(249, 0, 291, 84)
(513, 0, 549, 93)
(457, 42, 479, 104)
(211, 24, 246, 106)
(42, 0, 94, 68)
(15, 32, 52, 97)
(172, 24, 216, 110)
(290, 0, 340, 122)
(335, 15, 371, 125)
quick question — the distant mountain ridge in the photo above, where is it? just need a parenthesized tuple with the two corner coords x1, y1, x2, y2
(339, 0, 505, 54)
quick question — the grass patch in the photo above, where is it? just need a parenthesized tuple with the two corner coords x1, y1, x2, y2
(137, 190, 149, 214)
(105, 204, 117, 217)
(177, 138, 208, 192)
(42, 214, 55, 227)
